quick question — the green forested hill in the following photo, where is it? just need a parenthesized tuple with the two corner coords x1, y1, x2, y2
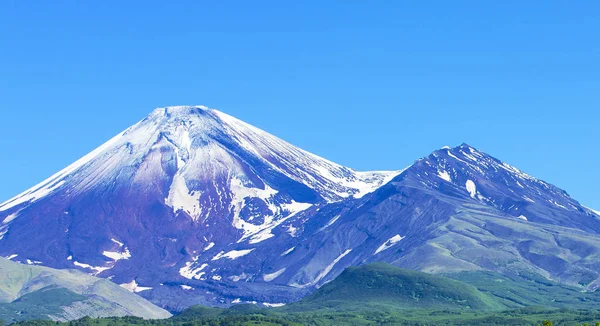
(9, 263, 600, 326)
(289, 263, 504, 311)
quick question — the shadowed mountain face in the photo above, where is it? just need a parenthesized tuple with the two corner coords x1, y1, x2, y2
(1, 106, 599, 310)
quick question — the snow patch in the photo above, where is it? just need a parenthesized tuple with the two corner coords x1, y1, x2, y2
(549, 200, 567, 209)
(103, 247, 131, 261)
(6, 254, 18, 260)
(204, 242, 215, 251)
(319, 215, 341, 231)
(374, 234, 405, 254)
(517, 215, 528, 221)
(281, 247, 295, 256)
(2, 212, 19, 224)
(212, 249, 255, 261)
(179, 260, 208, 280)
(73, 261, 111, 275)
(111, 238, 124, 247)
(465, 180, 477, 198)
(229, 273, 249, 282)
(231, 182, 312, 244)
(263, 302, 286, 307)
(293, 249, 352, 288)
(263, 268, 286, 282)
(437, 170, 451, 182)
(286, 224, 298, 237)
(165, 173, 202, 220)
(120, 280, 153, 293)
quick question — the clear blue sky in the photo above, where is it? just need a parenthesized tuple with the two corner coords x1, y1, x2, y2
(1, 1, 599, 209)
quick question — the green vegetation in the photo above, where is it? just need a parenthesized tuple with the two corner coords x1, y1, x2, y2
(0, 258, 170, 321)
(290, 262, 504, 311)
(0, 287, 86, 323)
(10, 307, 600, 326)
(447, 270, 600, 310)
(9, 264, 600, 325)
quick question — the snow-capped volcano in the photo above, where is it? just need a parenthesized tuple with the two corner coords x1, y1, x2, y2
(3, 106, 600, 310)
(0, 106, 398, 243)
(0, 105, 399, 309)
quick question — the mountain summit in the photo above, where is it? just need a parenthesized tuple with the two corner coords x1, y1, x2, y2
(1, 106, 599, 310)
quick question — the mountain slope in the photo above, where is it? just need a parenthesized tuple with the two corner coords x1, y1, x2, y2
(0, 258, 170, 323)
(1, 106, 600, 310)
(265, 144, 600, 292)
(0, 106, 398, 309)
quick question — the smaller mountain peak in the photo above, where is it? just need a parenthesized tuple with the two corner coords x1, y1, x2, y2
(432, 143, 482, 157)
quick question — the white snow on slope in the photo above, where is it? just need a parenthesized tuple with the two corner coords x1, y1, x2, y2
(292, 249, 352, 288)
(374, 234, 405, 254)
(6, 254, 18, 260)
(437, 170, 451, 182)
(120, 280, 152, 293)
(517, 215, 528, 221)
(204, 242, 215, 251)
(179, 258, 208, 280)
(263, 268, 286, 282)
(465, 180, 477, 198)
(103, 247, 131, 261)
(319, 215, 341, 232)
(263, 302, 286, 307)
(584, 206, 600, 217)
(111, 238, 124, 246)
(212, 249, 255, 261)
(281, 247, 295, 256)
(212, 109, 400, 201)
(165, 173, 202, 220)
(73, 261, 111, 275)
(0, 130, 125, 212)
(0, 105, 400, 246)
(2, 212, 19, 224)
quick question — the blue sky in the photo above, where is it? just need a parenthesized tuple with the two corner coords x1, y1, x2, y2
(1, 1, 599, 208)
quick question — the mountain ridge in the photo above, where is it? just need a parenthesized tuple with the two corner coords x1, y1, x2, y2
(1, 106, 599, 310)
